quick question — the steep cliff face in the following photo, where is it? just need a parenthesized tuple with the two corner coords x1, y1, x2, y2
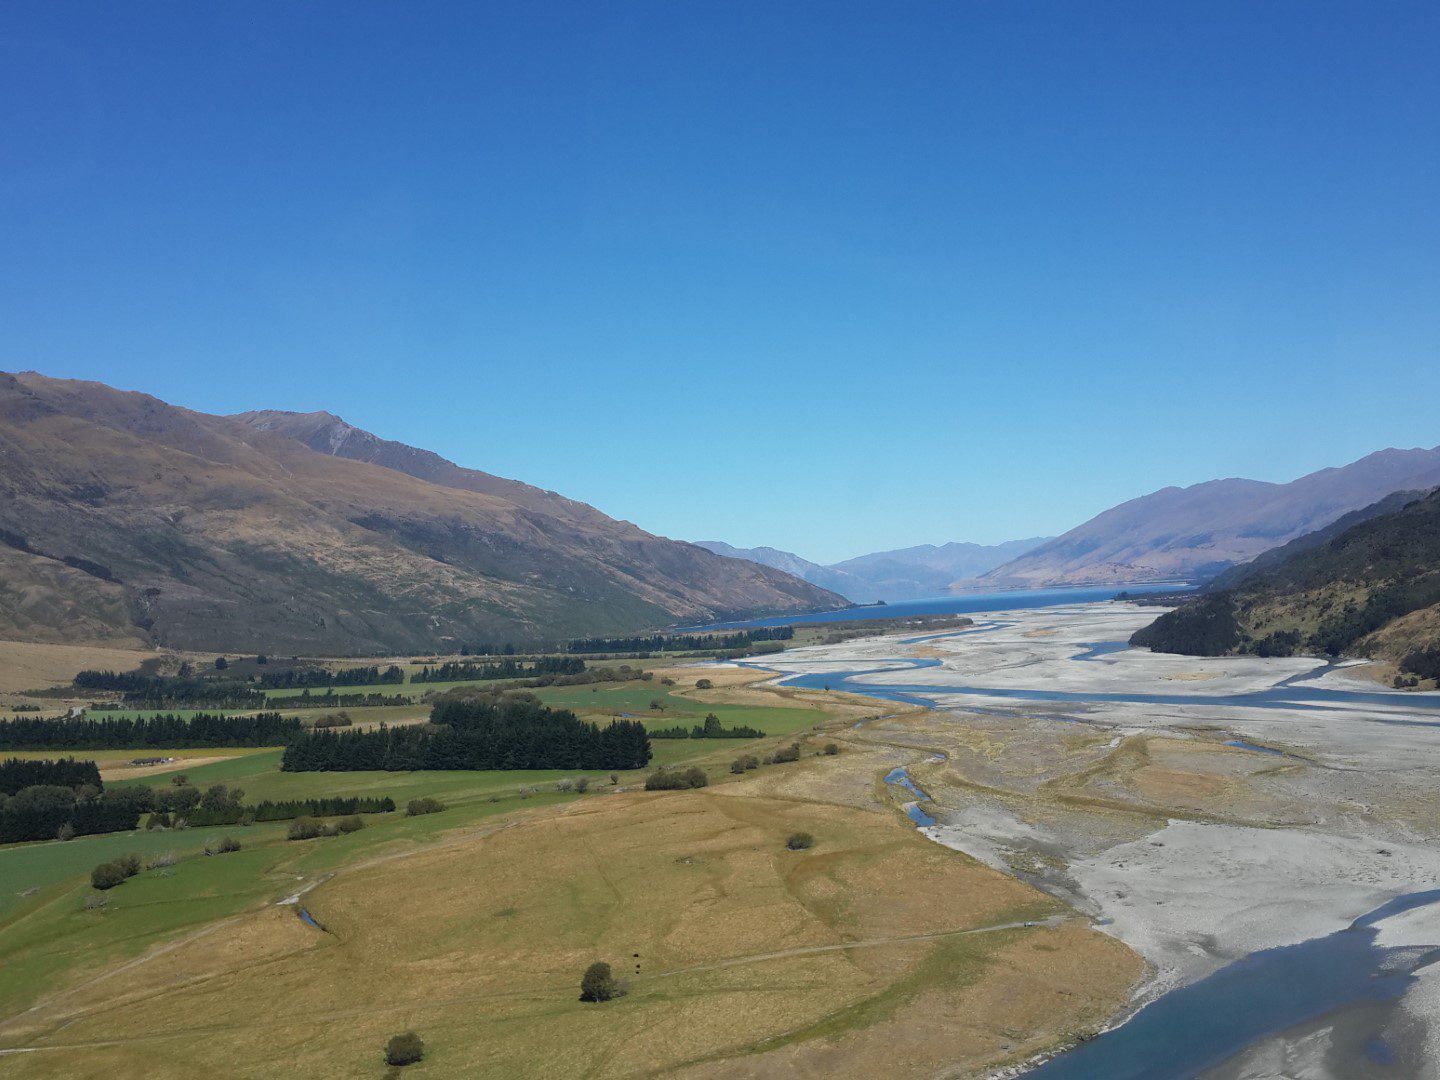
(0, 372, 844, 653)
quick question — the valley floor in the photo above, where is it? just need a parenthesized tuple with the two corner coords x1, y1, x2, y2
(748, 602, 1440, 1078)
(7, 601, 1437, 1077)
(0, 663, 1136, 1079)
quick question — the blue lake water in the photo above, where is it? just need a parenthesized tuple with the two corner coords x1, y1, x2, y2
(681, 584, 1193, 631)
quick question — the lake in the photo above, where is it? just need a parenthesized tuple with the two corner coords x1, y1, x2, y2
(682, 583, 1193, 631)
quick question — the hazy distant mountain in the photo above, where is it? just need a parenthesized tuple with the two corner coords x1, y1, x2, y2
(0, 372, 844, 653)
(699, 537, 1051, 603)
(832, 539, 1052, 601)
(694, 541, 866, 602)
(978, 447, 1440, 588)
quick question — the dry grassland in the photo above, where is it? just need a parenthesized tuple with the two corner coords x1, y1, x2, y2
(1, 742, 1140, 1079)
(0, 639, 161, 695)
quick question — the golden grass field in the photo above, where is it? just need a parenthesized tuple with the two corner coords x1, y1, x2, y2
(0, 639, 164, 696)
(0, 683, 1141, 1080)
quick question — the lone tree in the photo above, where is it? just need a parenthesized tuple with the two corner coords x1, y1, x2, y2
(384, 1031, 424, 1067)
(580, 961, 619, 1002)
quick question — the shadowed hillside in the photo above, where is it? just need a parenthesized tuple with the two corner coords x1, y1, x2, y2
(0, 372, 843, 653)
(1131, 488, 1440, 665)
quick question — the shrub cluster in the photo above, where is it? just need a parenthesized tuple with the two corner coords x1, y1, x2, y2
(287, 815, 365, 840)
(287, 816, 324, 840)
(1401, 646, 1440, 682)
(90, 853, 141, 890)
(579, 961, 621, 1002)
(405, 796, 446, 817)
(384, 1031, 425, 1067)
(204, 836, 242, 855)
(786, 832, 815, 850)
(644, 766, 707, 791)
(729, 754, 760, 774)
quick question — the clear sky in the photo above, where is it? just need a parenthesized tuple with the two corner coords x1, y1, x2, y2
(3, 2, 1437, 564)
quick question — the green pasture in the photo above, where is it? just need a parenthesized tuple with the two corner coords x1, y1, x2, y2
(0, 789, 568, 1019)
(536, 681, 826, 737)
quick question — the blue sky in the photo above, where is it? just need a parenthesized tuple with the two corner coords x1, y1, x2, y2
(3, 2, 1437, 564)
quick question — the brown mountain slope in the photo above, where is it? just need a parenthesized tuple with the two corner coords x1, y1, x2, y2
(233, 409, 606, 525)
(0, 372, 843, 653)
(975, 448, 1440, 588)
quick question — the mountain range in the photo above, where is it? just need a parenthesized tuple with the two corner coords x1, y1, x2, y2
(1131, 487, 1440, 665)
(694, 538, 1050, 603)
(974, 447, 1440, 588)
(0, 372, 844, 654)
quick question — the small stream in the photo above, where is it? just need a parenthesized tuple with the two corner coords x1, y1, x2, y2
(883, 766, 936, 827)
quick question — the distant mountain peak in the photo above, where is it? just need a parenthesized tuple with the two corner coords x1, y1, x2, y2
(979, 445, 1440, 588)
(700, 536, 1052, 603)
